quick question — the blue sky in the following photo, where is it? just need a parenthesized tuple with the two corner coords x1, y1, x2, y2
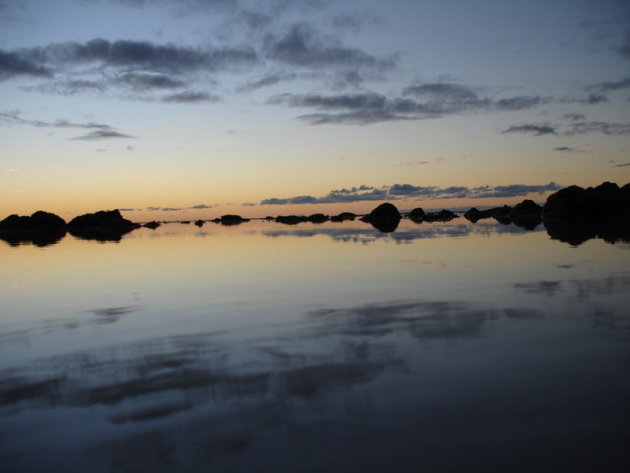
(1, 0, 629, 219)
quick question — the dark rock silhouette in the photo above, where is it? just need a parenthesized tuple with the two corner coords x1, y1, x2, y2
(423, 209, 458, 222)
(464, 205, 511, 223)
(307, 213, 329, 223)
(217, 215, 250, 225)
(407, 208, 426, 222)
(508, 200, 542, 230)
(67, 210, 140, 242)
(0, 211, 66, 246)
(331, 212, 356, 222)
(194, 219, 205, 227)
(143, 221, 161, 229)
(542, 182, 630, 245)
(361, 203, 401, 232)
(276, 215, 308, 225)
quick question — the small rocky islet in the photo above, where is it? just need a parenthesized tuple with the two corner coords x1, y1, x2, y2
(1, 182, 628, 246)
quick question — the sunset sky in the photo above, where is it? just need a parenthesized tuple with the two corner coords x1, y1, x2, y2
(1, 0, 629, 221)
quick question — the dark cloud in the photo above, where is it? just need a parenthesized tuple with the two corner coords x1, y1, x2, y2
(22, 38, 258, 73)
(612, 162, 630, 167)
(562, 113, 586, 121)
(188, 204, 213, 209)
(265, 23, 395, 70)
(0, 110, 115, 131)
(259, 182, 560, 205)
(494, 95, 546, 111)
(236, 72, 297, 92)
(554, 146, 579, 152)
(618, 31, 630, 58)
(160, 91, 219, 103)
(146, 206, 183, 211)
(580, 93, 608, 104)
(565, 121, 630, 136)
(274, 82, 547, 125)
(501, 124, 558, 136)
(116, 72, 186, 90)
(589, 77, 630, 93)
(0, 49, 53, 80)
(71, 130, 135, 140)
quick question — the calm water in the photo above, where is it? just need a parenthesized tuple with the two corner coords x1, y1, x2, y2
(1, 220, 629, 472)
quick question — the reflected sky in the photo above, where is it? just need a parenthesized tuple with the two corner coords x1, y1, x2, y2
(1, 220, 629, 472)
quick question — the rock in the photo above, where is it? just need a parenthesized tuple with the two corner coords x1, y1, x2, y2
(67, 209, 139, 242)
(423, 209, 458, 222)
(0, 211, 66, 246)
(542, 182, 630, 245)
(218, 215, 250, 225)
(307, 213, 329, 223)
(464, 205, 512, 223)
(276, 215, 308, 225)
(408, 208, 425, 222)
(143, 221, 161, 229)
(361, 203, 401, 232)
(508, 199, 542, 230)
(330, 212, 356, 222)
(194, 219, 205, 227)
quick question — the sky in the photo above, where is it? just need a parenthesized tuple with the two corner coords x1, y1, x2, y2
(1, 0, 629, 221)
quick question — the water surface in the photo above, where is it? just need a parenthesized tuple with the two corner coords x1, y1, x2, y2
(1, 220, 628, 472)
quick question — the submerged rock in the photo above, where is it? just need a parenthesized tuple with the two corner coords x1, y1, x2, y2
(0, 211, 66, 246)
(361, 203, 401, 232)
(67, 209, 139, 242)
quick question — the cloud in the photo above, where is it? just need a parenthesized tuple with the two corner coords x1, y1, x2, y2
(188, 204, 213, 209)
(236, 72, 297, 92)
(554, 146, 580, 152)
(160, 91, 219, 103)
(395, 161, 429, 167)
(618, 31, 630, 58)
(259, 182, 560, 205)
(146, 206, 183, 211)
(21, 38, 258, 73)
(265, 23, 395, 71)
(71, 130, 135, 140)
(272, 82, 548, 125)
(116, 72, 186, 90)
(562, 113, 586, 121)
(494, 95, 546, 111)
(0, 110, 113, 130)
(0, 49, 53, 80)
(1, 110, 136, 140)
(501, 124, 558, 136)
(565, 121, 630, 136)
(612, 162, 630, 167)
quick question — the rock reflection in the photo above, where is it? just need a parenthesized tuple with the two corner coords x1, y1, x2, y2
(262, 222, 537, 244)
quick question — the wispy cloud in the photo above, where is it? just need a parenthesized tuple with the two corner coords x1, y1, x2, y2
(502, 120, 630, 137)
(188, 204, 213, 209)
(501, 124, 558, 136)
(71, 130, 135, 140)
